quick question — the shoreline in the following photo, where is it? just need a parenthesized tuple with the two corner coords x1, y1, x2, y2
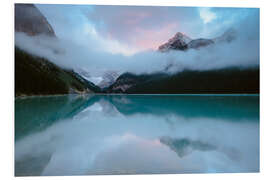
(15, 93, 260, 100)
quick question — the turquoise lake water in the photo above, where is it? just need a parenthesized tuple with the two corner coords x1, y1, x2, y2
(15, 94, 259, 176)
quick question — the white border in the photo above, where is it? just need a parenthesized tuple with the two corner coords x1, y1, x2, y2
(11, 0, 263, 7)
(1, 0, 269, 180)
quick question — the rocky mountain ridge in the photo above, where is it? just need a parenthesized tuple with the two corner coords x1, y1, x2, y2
(158, 28, 237, 52)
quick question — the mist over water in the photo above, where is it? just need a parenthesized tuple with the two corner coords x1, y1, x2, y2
(15, 95, 259, 176)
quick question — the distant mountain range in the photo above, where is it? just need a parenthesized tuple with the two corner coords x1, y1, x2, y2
(75, 68, 120, 89)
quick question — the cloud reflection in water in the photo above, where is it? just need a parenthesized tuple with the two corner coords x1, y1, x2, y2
(15, 95, 259, 176)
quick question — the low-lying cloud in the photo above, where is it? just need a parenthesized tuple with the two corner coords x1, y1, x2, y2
(15, 33, 259, 77)
(15, 6, 259, 79)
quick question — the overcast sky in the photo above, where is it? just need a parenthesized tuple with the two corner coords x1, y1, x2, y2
(36, 4, 259, 55)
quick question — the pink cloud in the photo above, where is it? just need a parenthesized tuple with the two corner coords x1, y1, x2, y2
(133, 22, 181, 50)
(87, 6, 202, 51)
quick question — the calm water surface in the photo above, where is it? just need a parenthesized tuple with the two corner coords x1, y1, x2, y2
(15, 95, 259, 176)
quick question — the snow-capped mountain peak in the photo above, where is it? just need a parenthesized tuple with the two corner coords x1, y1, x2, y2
(158, 28, 238, 52)
(170, 32, 192, 44)
(158, 32, 192, 52)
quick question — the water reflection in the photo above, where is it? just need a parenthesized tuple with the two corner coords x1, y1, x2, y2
(160, 137, 216, 158)
(15, 95, 259, 176)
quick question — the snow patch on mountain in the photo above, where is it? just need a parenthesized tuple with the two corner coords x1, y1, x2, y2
(75, 68, 119, 88)
(158, 32, 192, 52)
(158, 28, 238, 52)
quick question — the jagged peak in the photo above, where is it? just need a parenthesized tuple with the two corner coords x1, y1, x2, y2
(171, 32, 192, 43)
(158, 28, 237, 52)
(158, 32, 192, 52)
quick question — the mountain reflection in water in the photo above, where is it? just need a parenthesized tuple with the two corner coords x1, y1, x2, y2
(15, 94, 259, 176)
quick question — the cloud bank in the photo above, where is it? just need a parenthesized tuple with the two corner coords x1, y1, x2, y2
(15, 5, 259, 80)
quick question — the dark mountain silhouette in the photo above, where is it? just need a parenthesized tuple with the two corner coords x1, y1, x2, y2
(105, 67, 259, 94)
(15, 47, 101, 97)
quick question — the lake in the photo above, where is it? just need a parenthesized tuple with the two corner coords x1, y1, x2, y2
(15, 94, 260, 176)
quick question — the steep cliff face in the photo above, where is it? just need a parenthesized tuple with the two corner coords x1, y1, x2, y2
(15, 3, 56, 37)
(14, 4, 101, 96)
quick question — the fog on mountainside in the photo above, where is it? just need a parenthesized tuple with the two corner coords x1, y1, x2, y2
(15, 25, 259, 79)
(15, 4, 259, 92)
(15, 4, 101, 96)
